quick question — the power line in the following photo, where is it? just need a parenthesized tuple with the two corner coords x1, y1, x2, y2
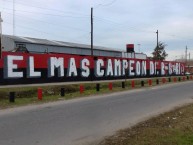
(159, 31, 193, 41)
(3, 21, 90, 43)
(2, 0, 90, 17)
(0, 7, 90, 19)
(3, 12, 88, 32)
(94, 16, 155, 33)
(2, 6, 155, 34)
(100, 0, 117, 6)
(94, 0, 117, 9)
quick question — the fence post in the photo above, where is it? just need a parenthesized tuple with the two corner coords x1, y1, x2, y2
(178, 77, 181, 81)
(162, 78, 166, 83)
(168, 77, 171, 82)
(122, 82, 125, 88)
(131, 80, 135, 88)
(109, 83, 113, 90)
(156, 79, 159, 85)
(61, 88, 65, 97)
(148, 79, 152, 86)
(96, 83, 100, 91)
(80, 85, 84, 93)
(37, 88, 42, 100)
(9, 92, 15, 103)
(141, 80, 144, 87)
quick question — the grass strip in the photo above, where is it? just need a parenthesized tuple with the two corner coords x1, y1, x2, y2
(0, 76, 191, 109)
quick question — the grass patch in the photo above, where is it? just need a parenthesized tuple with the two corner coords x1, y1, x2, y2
(0, 76, 191, 109)
(99, 103, 193, 145)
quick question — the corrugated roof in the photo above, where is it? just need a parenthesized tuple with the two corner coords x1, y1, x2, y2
(4, 35, 124, 52)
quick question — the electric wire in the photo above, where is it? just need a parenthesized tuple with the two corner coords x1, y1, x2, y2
(4, 12, 89, 32)
(3, 21, 90, 43)
(2, 0, 90, 17)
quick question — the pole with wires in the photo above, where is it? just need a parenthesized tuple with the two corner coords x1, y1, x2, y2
(13, 0, 15, 36)
(0, 12, 3, 59)
(91, 7, 93, 57)
(156, 30, 158, 48)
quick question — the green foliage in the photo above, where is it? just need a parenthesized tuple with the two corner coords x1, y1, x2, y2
(152, 41, 168, 60)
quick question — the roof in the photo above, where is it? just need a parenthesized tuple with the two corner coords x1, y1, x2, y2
(3, 34, 124, 52)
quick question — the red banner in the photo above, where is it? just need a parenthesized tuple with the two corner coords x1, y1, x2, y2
(0, 52, 185, 85)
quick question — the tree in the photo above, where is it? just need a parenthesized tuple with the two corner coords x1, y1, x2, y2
(152, 42, 168, 60)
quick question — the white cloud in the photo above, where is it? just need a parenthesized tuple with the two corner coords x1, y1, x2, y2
(1, 0, 193, 60)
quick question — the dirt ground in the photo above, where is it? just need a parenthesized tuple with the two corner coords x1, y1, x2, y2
(99, 103, 193, 145)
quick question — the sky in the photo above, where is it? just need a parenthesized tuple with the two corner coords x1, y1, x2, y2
(1, 0, 193, 60)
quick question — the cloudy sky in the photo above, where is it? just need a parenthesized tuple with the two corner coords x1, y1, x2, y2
(1, 0, 193, 60)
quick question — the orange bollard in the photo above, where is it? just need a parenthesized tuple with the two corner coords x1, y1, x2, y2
(162, 78, 166, 83)
(131, 80, 135, 88)
(108, 83, 113, 90)
(37, 88, 42, 100)
(80, 85, 84, 93)
(148, 79, 152, 86)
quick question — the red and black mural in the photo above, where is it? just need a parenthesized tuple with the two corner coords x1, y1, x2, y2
(0, 52, 185, 85)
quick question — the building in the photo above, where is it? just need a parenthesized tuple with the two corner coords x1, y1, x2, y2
(2, 34, 147, 59)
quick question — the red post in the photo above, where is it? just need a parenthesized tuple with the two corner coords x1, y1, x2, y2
(148, 79, 152, 86)
(183, 76, 186, 81)
(80, 85, 84, 93)
(37, 88, 42, 100)
(190, 76, 193, 80)
(162, 78, 166, 83)
(173, 77, 177, 82)
(131, 80, 135, 88)
(108, 83, 113, 90)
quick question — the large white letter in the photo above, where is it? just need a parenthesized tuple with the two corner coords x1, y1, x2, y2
(122, 59, 128, 76)
(135, 61, 141, 76)
(168, 63, 172, 75)
(27, 56, 41, 78)
(4, 55, 23, 78)
(178, 63, 181, 74)
(149, 61, 154, 75)
(48, 57, 64, 77)
(129, 60, 135, 76)
(141, 61, 146, 76)
(161, 62, 165, 75)
(106, 59, 113, 76)
(114, 59, 121, 77)
(175, 63, 179, 75)
(81, 58, 90, 77)
(67, 58, 77, 77)
(155, 62, 157, 75)
(95, 59, 104, 77)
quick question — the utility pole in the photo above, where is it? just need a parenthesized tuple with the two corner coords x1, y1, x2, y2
(90, 7, 94, 81)
(185, 46, 188, 63)
(91, 7, 93, 57)
(156, 30, 158, 48)
(13, 0, 15, 36)
(0, 12, 3, 59)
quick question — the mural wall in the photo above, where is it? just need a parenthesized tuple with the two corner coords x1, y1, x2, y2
(0, 52, 185, 85)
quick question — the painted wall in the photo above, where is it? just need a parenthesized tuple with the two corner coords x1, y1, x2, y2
(0, 52, 185, 85)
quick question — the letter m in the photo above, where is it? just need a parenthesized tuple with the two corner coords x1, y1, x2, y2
(48, 57, 64, 77)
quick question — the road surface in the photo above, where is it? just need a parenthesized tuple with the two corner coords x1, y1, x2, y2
(0, 81, 193, 145)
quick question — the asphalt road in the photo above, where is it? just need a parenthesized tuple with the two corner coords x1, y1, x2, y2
(0, 81, 193, 145)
